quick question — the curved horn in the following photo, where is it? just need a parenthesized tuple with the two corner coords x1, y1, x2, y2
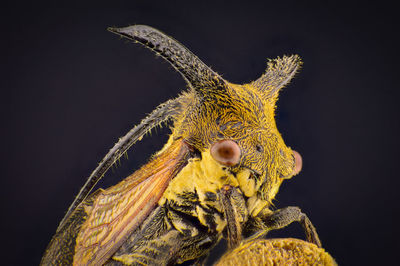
(108, 25, 225, 92)
(252, 55, 302, 103)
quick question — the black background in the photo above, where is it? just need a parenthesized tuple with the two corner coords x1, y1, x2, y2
(2, 1, 399, 265)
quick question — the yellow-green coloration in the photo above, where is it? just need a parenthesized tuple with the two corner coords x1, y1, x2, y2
(160, 148, 246, 233)
(41, 25, 328, 265)
(161, 60, 301, 216)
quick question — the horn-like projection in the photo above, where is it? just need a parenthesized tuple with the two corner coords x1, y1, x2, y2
(56, 98, 182, 232)
(58, 26, 227, 232)
(108, 25, 225, 92)
(252, 55, 302, 103)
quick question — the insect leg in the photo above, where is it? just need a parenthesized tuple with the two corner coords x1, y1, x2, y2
(192, 254, 208, 266)
(247, 206, 321, 248)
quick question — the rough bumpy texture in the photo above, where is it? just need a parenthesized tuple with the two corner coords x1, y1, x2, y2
(215, 238, 337, 266)
(42, 25, 333, 265)
(108, 25, 225, 90)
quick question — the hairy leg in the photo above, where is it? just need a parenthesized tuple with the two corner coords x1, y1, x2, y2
(245, 206, 321, 247)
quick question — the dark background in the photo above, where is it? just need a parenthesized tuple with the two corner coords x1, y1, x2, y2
(2, 1, 399, 265)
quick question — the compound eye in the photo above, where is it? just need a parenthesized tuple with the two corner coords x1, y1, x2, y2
(210, 140, 241, 166)
(292, 150, 303, 176)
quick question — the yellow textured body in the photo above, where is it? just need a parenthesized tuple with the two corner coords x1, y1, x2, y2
(159, 138, 278, 235)
(160, 146, 255, 233)
(41, 25, 333, 265)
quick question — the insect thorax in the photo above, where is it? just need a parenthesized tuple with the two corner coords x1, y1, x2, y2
(108, 137, 272, 265)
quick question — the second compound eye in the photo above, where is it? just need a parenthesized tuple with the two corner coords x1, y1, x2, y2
(210, 139, 241, 166)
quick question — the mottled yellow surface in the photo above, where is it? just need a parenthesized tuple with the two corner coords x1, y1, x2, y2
(42, 24, 328, 265)
(215, 238, 337, 266)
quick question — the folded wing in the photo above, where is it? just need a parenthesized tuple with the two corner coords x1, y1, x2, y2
(73, 139, 190, 265)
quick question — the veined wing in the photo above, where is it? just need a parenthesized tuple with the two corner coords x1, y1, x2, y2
(73, 139, 190, 265)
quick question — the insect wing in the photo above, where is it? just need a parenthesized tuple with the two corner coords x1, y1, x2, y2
(73, 140, 190, 265)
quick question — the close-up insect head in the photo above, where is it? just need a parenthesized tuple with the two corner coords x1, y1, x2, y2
(2, 1, 399, 266)
(39, 25, 335, 265)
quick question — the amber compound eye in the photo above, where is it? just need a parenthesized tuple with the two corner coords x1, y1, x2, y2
(210, 140, 241, 166)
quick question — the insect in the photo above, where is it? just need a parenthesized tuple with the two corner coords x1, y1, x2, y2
(41, 25, 322, 265)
